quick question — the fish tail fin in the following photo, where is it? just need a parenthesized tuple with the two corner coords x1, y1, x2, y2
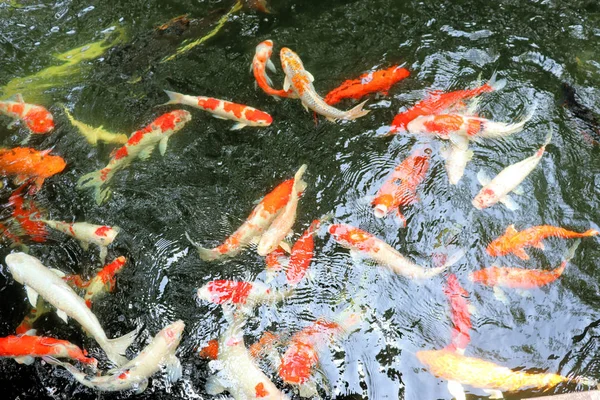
(162, 90, 185, 106)
(42, 356, 90, 385)
(185, 232, 220, 261)
(485, 71, 507, 92)
(334, 304, 363, 336)
(104, 328, 138, 366)
(565, 239, 581, 262)
(345, 100, 370, 120)
(574, 375, 598, 388)
(542, 130, 553, 147)
(583, 229, 599, 237)
(76, 169, 113, 205)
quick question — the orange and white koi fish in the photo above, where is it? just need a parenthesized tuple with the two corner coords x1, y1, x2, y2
(197, 280, 291, 307)
(83, 256, 127, 308)
(0, 147, 66, 191)
(163, 90, 272, 130)
(280, 47, 370, 121)
(443, 274, 471, 354)
(253, 40, 297, 100)
(257, 164, 307, 256)
(47, 320, 184, 393)
(473, 132, 551, 211)
(324, 65, 410, 105)
(0, 332, 97, 369)
(0, 94, 54, 134)
(487, 224, 598, 260)
(77, 110, 192, 205)
(286, 218, 326, 285)
(440, 134, 473, 185)
(372, 147, 431, 226)
(8, 184, 47, 243)
(265, 247, 287, 273)
(416, 348, 584, 399)
(389, 73, 506, 134)
(187, 172, 304, 261)
(36, 218, 119, 264)
(328, 223, 463, 279)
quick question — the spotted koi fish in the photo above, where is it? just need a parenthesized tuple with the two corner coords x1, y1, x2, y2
(8, 184, 47, 243)
(77, 110, 192, 205)
(324, 65, 410, 105)
(487, 224, 598, 260)
(163, 90, 271, 130)
(253, 40, 297, 100)
(0, 147, 66, 191)
(372, 147, 431, 226)
(0, 94, 54, 134)
(280, 47, 370, 121)
(83, 256, 127, 308)
(0, 332, 97, 369)
(443, 274, 471, 354)
(389, 73, 506, 134)
(197, 280, 292, 307)
(473, 132, 551, 211)
(187, 171, 305, 261)
(286, 218, 326, 285)
(329, 223, 463, 279)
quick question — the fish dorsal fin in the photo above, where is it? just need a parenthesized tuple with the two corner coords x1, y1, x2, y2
(56, 309, 68, 324)
(504, 224, 518, 238)
(50, 268, 66, 278)
(283, 76, 291, 92)
(476, 169, 492, 186)
(25, 285, 39, 308)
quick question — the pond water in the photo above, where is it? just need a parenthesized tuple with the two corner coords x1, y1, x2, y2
(0, 0, 600, 399)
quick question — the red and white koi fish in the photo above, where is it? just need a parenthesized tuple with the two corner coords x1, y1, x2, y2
(328, 223, 463, 279)
(443, 274, 472, 354)
(389, 73, 506, 134)
(372, 147, 431, 226)
(265, 247, 287, 273)
(0, 332, 97, 369)
(324, 65, 410, 105)
(163, 90, 272, 130)
(286, 218, 326, 285)
(253, 40, 297, 100)
(0, 147, 66, 192)
(487, 224, 598, 260)
(8, 184, 47, 243)
(187, 171, 305, 261)
(83, 256, 127, 308)
(473, 132, 551, 210)
(77, 110, 192, 205)
(198, 339, 220, 360)
(46, 320, 184, 393)
(36, 218, 119, 265)
(440, 134, 473, 185)
(0, 94, 54, 134)
(5, 253, 137, 366)
(197, 280, 292, 307)
(280, 47, 370, 121)
(257, 164, 307, 256)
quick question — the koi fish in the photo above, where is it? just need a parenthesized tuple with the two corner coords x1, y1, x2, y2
(416, 348, 577, 399)
(473, 132, 552, 210)
(36, 218, 119, 265)
(440, 135, 473, 185)
(8, 184, 47, 242)
(83, 256, 127, 308)
(443, 274, 471, 354)
(187, 172, 304, 261)
(197, 280, 291, 306)
(0, 332, 97, 369)
(280, 47, 370, 121)
(372, 147, 431, 225)
(0, 94, 54, 134)
(0, 221, 26, 249)
(162, 90, 272, 130)
(0, 147, 66, 191)
(5, 252, 137, 366)
(389, 73, 506, 133)
(265, 247, 288, 273)
(286, 218, 325, 285)
(328, 223, 463, 279)
(199, 339, 220, 360)
(244, 0, 271, 13)
(253, 40, 297, 100)
(46, 320, 184, 393)
(324, 65, 410, 105)
(77, 110, 192, 205)
(61, 105, 128, 146)
(257, 164, 307, 256)
(487, 224, 598, 260)
(199, 331, 281, 363)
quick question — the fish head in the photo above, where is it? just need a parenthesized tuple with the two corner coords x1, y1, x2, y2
(155, 110, 192, 134)
(328, 224, 372, 249)
(93, 225, 119, 245)
(245, 108, 273, 126)
(372, 194, 393, 218)
(256, 40, 274, 59)
(23, 106, 54, 134)
(280, 47, 304, 75)
(472, 187, 497, 210)
(161, 320, 185, 348)
(5, 252, 41, 284)
(391, 66, 410, 82)
(170, 109, 192, 129)
(41, 155, 67, 178)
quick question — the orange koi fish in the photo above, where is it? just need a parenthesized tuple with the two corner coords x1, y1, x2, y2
(198, 339, 220, 360)
(487, 224, 598, 260)
(286, 218, 325, 285)
(0, 333, 97, 369)
(0, 94, 54, 134)
(372, 147, 431, 226)
(324, 65, 410, 106)
(244, 0, 271, 13)
(77, 110, 192, 205)
(443, 274, 471, 354)
(83, 256, 127, 308)
(8, 184, 47, 243)
(197, 280, 291, 306)
(0, 147, 66, 191)
(389, 73, 506, 134)
(265, 247, 288, 273)
(253, 40, 297, 100)
(163, 90, 272, 130)
(187, 172, 305, 261)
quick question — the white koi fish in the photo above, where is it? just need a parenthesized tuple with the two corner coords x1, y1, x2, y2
(472, 132, 552, 210)
(45, 320, 184, 393)
(162, 90, 272, 130)
(5, 253, 137, 366)
(257, 164, 307, 256)
(61, 105, 128, 146)
(440, 135, 473, 185)
(280, 47, 369, 121)
(77, 110, 192, 205)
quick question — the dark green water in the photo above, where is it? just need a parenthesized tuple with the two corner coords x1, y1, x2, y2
(0, 0, 599, 399)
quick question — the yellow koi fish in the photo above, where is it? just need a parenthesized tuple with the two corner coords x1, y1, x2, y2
(61, 105, 128, 146)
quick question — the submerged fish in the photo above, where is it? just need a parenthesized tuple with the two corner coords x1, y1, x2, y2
(440, 134, 472, 185)
(443, 274, 472, 354)
(8, 184, 47, 243)
(0, 147, 66, 191)
(83, 256, 128, 308)
(62, 105, 128, 146)
(253, 40, 296, 100)
(0, 94, 54, 135)
(77, 110, 192, 205)
(286, 218, 327, 286)
(197, 280, 291, 307)
(280, 47, 369, 121)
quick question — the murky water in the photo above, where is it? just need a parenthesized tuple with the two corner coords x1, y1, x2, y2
(1, 0, 600, 399)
